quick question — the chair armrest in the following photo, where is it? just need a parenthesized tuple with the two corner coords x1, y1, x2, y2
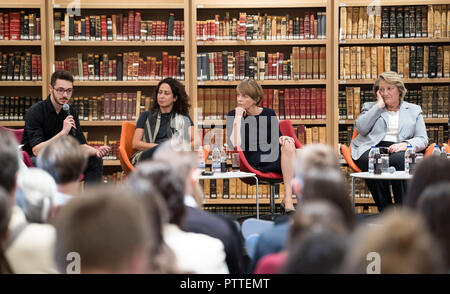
(424, 143, 436, 157)
(119, 146, 135, 174)
(340, 144, 361, 172)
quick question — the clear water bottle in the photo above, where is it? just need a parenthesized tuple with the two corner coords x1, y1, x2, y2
(198, 146, 205, 172)
(212, 145, 221, 173)
(441, 146, 448, 159)
(220, 145, 227, 173)
(404, 145, 415, 174)
(368, 146, 377, 174)
(432, 144, 441, 156)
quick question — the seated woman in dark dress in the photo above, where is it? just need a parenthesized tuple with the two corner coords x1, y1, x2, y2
(130, 78, 193, 165)
(226, 79, 297, 212)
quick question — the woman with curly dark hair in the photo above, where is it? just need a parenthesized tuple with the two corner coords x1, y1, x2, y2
(131, 78, 193, 164)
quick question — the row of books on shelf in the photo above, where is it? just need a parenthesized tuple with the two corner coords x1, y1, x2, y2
(197, 87, 326, 121)
(87, 139, 120, 160)
(339, 125, 449, 147)
(72, 91, 140, 121)
(200, 176, 287, 199)
(338, 85, 449, 121)
(341, 166, 379, 214)
(339, 45, 450, 80)
(340, 5, 450, 40)
(54, 11, 184, 41)
(0, 96, 39, 121)
(0, 52, 42, 81)
(55, 51, 185, 81)
(103, 172, 124, 185)
(338, 87, 371, 120)
(0, 11, 41, 41)
(404, 86, 450, 119)
(197, 46, 326, 81)
(203, 205, 284, 216)
(196, 11, 326, 41)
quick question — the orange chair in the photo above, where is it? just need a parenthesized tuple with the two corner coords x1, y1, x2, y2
(341, 129, 437, 172)
(201, 144, 211, 162)
(340, 129, 362, 172)
(118, 122, 136, 175)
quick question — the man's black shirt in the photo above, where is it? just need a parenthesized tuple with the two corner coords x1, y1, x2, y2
(22, 95, 86, 156)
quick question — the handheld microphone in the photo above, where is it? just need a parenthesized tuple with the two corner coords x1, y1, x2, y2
(62, 103, 76, 136)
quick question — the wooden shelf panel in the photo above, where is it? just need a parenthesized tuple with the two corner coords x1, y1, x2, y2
(0, 40, 43, 46)
(198, 80, 326, 86)
(196, 0, 327, 8)
(73, 81, 183, 86)
(0, 121, 25, 127)
(197, 40, 327, 46)
(336, 0, 446, 6)
(53, 0, 185, 9)
(80, 121, 132, 126)
(103, 160, 120, 166)
(198, 119, 327, 126)
(339, 118, 449, 125)
(424, 118, 450, 124)
(339, 37, 450, 45)
(55, 41, 185, 46)
(0, 81, 42, 86)
(0, 121, 135, 127)
(204, 198, 297, 205)
(354, 197, 375, 205)
(339, 78, 450, 85)
(0, 0, 41, 8)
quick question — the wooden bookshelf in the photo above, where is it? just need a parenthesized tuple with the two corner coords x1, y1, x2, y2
(0, 0, 48, 99)
(192, 0, 334, 149)
(333, 1, 450, 150)
(42, 0, 191, 178)
(54, 40, 185, 46)
(340, 37, 450, 45)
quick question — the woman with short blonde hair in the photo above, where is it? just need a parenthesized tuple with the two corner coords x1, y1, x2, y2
(227, 78, 298, 213)
(352, 71, 428, 211)
(373, 71, 407, 100)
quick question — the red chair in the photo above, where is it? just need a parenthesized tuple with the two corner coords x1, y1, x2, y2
(237, 120, 302, 218)
(341, 129, 438, 172)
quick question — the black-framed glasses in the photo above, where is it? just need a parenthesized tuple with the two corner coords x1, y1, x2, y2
(54, 87, 73, 95)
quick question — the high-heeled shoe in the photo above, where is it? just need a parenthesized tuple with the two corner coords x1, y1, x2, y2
(280, 201, 296, 215)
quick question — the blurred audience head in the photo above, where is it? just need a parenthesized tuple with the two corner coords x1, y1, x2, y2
(0, 187, 13, 273)
(54, 185, 150, 274)
(417, 182, 450, 271)
(128, 160, 186, 227)
(15, 168, 58, 223)
(37, 136, 87, 186)
(341, 208, 444, 274)
(154, 139, 201, 201)
(0, 187, 11, 243)
(292, 143, 340, 198)
(300, 169, 356, 230)
(282, 200, 349, 274)
(405, 155, 450, 209)
(125, 168, 180, 273)
(0, 129, 20, 196)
